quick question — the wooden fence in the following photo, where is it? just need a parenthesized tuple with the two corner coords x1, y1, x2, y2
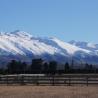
(0, 74, 98, 86)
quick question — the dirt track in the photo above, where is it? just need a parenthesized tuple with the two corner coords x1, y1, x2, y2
(0, 86, 98, 98)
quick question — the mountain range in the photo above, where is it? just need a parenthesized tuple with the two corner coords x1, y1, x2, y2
(0, 30, 98, 68)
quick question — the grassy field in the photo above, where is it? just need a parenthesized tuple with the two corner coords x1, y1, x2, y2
(0, 86, 98, 98)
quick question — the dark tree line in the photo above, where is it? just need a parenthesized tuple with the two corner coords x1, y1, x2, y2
(6, 59, 58, 74)
(7, 60, 27, 74)
(0, 58, 98, 74)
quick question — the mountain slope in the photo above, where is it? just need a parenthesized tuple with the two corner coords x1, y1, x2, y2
(0, 31, 98, 67)
(69, 40, 98, 55)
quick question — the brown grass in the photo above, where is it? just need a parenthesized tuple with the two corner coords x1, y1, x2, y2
(0, 86, 98, 98)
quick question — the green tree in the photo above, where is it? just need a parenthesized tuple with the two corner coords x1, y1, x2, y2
(7, 60, 18, 74)
(43, 62, 49, 74)
(84, 63, 93, 73)
(31, 58, 43, 74)
(49, 61, 57, 74)
(19, 62, 27, 74)
(64, 62, 70, 73)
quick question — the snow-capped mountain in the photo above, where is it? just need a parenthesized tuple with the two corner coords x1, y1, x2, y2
(69, 40, 98, 50)
(69, 40, 98, 54)
(0, 30, 98, 67)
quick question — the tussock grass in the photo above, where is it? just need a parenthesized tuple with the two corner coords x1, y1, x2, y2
(0, 86, 98, 98)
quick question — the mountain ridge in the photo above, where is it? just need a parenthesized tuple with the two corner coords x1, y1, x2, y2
(0, 30, 98, 67)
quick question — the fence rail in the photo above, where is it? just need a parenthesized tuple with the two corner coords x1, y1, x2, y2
(0, 74, 98, 86)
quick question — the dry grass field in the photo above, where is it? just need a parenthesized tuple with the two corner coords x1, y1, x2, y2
(0, 86, 98, 98)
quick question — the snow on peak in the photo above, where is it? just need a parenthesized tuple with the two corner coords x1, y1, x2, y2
(0, 32, 5, 35)
(69, 40, 97, 50)
(0, 31, 91, 56)
(9, 30, 33, 38)
(87, 43, 96, 48)
(51, 39, 90, 54)
(0, 30, 33, 38)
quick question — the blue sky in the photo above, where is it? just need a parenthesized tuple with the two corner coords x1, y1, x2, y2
(0, 0, 98, 43)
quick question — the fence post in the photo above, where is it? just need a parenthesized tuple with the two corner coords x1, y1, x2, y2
(86, 76, 88, 86)
(68, 76, 71, 86)
(36, 76, 39, 86)
(20, 75, 25, 85)
(6, 76, 8, 85)
(52, 75, 55, 86)
(64, 76, 67, 85)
